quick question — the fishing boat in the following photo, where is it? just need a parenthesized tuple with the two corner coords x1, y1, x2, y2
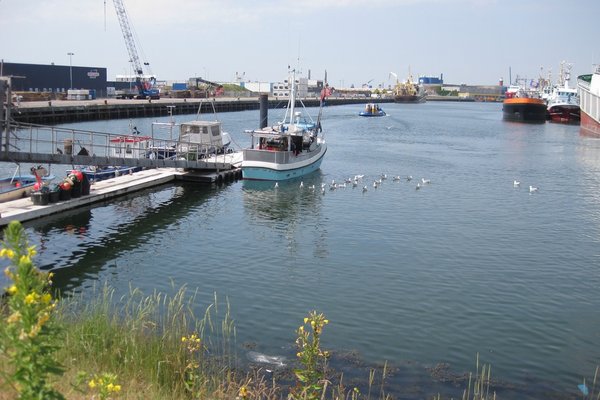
(0, 165, 54, 202)
(577, 65, 600, 136)
(359, 103, 386, 117)
(502, 85, 547, 122)
(390, 71, 426, 103)
(546, 63, 580, 124)
(241, 70, 328, 181)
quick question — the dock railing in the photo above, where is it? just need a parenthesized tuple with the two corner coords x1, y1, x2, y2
(1, 122, 237, 170)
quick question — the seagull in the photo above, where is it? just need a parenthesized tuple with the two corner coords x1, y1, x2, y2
(393, 176, 401, 181)
(416, 183, 421, 190)
(321, 187, 326, 195)
(354, 174, 364, 180)
(338, 183, 347, 188)
(406, 175, 413, 181)
(274, 182, 279, 189)
(308, 184, 315, 190)
(529, 185, 538, 193)
(345, 177, 352, 184)
(56, 147, 63, 155)
(300, 181, 304, 188)
(321, 183, 326, 189)
(421, 178, 431, 184)
(362, 185, 368, 193)
(513, 180, 520, 187)
(373, 181, 378, 189)
(352, 179, 358, 188)
(381, 174, 387, 180)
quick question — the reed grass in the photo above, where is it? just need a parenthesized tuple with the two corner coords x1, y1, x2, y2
(48, 282, 239, 399)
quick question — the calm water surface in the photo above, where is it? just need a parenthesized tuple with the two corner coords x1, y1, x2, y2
(2, 101, 599, 398)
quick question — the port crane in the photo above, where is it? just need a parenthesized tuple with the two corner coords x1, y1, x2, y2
(111, 0, 160, 99)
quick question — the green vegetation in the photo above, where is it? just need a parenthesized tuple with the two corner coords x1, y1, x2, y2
(436, 87, 459, 96)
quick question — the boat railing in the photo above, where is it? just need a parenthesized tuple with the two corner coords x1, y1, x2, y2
(243, 148, 294, 164)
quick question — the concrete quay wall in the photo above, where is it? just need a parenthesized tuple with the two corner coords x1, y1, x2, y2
(11, 97, 390, 125)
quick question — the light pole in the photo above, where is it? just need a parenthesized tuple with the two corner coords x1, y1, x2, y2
(67, 52, 74, 90)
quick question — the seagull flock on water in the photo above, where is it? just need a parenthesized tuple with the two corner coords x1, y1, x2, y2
(271, 173, 433, 194)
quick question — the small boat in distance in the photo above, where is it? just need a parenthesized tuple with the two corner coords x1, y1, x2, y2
(502, 84, 547, 123)
(546, 62, 580, 124)
(359, 103, 386, 117)
(241, 69, 328, 181)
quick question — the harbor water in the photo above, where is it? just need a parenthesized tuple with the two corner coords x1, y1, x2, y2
(2, 101, 599, 398)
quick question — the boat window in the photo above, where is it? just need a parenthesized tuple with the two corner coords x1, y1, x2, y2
(126, 144, 132, 154)
(211, 125, 220, 136)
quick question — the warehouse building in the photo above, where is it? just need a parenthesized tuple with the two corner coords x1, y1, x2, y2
(0, 61, 108, 98)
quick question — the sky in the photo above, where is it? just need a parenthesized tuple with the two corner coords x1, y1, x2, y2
(1, 0, 599, 88)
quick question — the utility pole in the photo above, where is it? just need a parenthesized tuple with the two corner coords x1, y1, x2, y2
(68, 52, 74, 89)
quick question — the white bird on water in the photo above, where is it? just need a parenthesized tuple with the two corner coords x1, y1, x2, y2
(308, 184, 315, 190)
(362, 185, 368, 193)
(393, 176, 401, 181)
(299, 181, 304, 188)
(513, 180, 520, 187)
(406, 175, 413, 182)
(529, 185, 538, 193)
(274, 182, 279, 189)
(421, 178, 431, 184)
(416, 183, 421, 190)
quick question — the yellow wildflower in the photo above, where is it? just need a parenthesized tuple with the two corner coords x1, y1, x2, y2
(38, 312, 50, 326)
(182, 336, 187, 342)
(28, 324, 40, 338)
(19, 255, 31, 265)
(324, 319, 329, 324)
(88, 379, 96, 389)
(24, 292, 37, 305)
(27, 246, 37, 257)
(0, 248, 15, 259)
(7, 285, 17, 295)
(113, 384, 121, 392)
(41, 293, 52, 304)
(239, 385, 248, 397)
(107, 383, 114, 392)
(7, 311, 21, 324)
(303, 317, 309, 324)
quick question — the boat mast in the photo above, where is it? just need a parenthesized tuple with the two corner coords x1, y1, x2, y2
(289, 69, 296, 125)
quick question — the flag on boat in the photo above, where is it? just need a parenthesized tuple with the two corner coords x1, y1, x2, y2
(320, 85, 332, 101)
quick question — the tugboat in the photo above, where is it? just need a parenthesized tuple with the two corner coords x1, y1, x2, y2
(578, 64, 600, 136)
(502, 84, 547, 123)
(546, 62, 580, 124)
(359, 103, 386, 117)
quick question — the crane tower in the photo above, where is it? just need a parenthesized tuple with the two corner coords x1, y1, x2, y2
(112, 0, 159, 99)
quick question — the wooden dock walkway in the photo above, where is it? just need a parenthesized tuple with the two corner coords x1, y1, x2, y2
(0, 165, 241, 227)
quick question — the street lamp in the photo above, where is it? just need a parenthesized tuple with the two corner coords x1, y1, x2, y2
(67, 52, 74, 90)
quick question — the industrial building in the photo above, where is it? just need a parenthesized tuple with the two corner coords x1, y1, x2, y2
(0, 61, 108, 97)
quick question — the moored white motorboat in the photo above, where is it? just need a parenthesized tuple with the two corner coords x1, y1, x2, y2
(242, 70, 329, 181)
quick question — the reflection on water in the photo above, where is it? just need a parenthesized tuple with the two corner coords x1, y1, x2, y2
(19, 184, 209, 293)
(242, 171, 327, 257)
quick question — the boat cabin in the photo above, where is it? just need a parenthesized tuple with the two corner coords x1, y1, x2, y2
(177, 120, 230, 155)
(109, 135, 152, 159)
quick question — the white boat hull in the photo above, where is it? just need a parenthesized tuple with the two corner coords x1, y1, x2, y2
(242, 141, 327, 181)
